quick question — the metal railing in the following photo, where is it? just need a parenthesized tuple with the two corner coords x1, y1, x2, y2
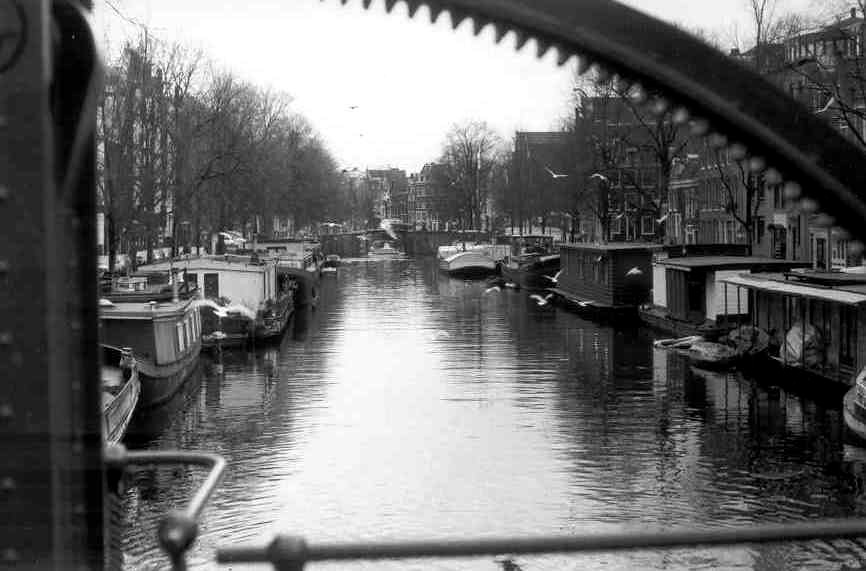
(105, 445, 226, 571)
(213, 520, 866, 569)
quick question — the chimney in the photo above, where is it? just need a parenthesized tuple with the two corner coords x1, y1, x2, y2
(852, 7, 857, 19)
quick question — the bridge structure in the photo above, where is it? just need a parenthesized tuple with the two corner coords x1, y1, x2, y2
(320, 229, 497, 258)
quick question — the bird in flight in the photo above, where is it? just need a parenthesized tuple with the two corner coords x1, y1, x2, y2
(485, 285, 501, 294)
(543, 270, 562, 284)
(530, 293, 554, 306)
(545, 166, 568, 179)
(656, 213, 669, 224)
(589, 172, 609, 182)
(349, 105, 359, 109)
(626, 266, 644, 277)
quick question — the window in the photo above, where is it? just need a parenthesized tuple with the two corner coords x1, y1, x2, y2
(177, 322, 185, 352)
(641, 215, 654, 235)
(204, 273, 219, 298)
(772, 185, 784, 209)
(754, 216, 766, 244)
(184, 318, 191, 349)
(611, 215, 623, 235)
(841, 305, 857, 366)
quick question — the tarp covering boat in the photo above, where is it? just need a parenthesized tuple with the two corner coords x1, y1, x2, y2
(781, 321, 824, 367)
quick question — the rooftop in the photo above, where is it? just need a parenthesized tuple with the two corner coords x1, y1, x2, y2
(721, 272, 866, 305)
(658, 256, 811, 271)
(561, 241, 663, 252)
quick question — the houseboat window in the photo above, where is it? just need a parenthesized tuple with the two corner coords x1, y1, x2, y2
(186, 273, 198, 289)
(641, 215, 654, 235)
(204, 273, 219, 299)
(177, 322, 186, 353)
(841, 305, 857, 366)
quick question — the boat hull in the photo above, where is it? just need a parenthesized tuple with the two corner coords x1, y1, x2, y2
(439, 251, 497, 278)
(254, 295, 295, 340)
(844, 388, 866, 442)
(136, 341, 201, 408)
(102, 346, 141, 444)
(638, 305, 729, 341)
(500, 255, 560, 290)
(549, 287, 637, 321)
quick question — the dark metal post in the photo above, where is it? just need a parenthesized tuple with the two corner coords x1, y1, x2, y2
(0, 1, 104, 567)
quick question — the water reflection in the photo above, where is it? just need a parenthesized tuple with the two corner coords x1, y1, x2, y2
(122, 258, 866, 570)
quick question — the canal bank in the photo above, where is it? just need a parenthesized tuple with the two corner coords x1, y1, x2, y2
(122, 257, 866, 571)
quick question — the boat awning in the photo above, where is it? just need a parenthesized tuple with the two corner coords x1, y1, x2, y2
(721, 274, 866, 305)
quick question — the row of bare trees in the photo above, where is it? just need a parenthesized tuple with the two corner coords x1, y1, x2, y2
(98, 32, 343, 272)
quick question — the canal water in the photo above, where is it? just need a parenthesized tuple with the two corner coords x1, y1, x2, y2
(121, 257, 866, 570)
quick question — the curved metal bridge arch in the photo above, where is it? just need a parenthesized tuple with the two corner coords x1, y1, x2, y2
(7, 0, 866, 569)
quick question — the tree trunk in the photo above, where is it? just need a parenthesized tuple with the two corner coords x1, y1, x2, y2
(107, 213, 117, 274)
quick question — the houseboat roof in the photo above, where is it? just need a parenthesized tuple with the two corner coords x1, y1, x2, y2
(140, 255, 271, 272)
(99, 297, 197, 319)
(657, 256, 810, 271)
(722, 274, 866, 305)
(560, 242, 663, 252)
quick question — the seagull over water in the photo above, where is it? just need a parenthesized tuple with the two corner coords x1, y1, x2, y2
(545, 166, 568, 179)
(530, 293, 554, 306)
(543, 270, 562, 284)
(485, 285, 501, 294)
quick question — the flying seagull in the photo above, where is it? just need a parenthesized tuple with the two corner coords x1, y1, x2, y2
(543, 270, 563, 284)
(656, 213, 669, 224)
(545, 166, 568, 179)
(530, 293, 554, 306)
(349, 105, 359, 109)
(817, 96, 835, 114)
(589, 172, 609, 182)
(485, 285, 501, 294)
(626, 266, 644, 277)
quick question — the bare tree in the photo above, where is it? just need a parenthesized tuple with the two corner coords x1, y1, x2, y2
(438, 121, 504, 230)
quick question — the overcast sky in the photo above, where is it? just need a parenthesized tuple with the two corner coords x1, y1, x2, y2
(93, 0, 817, 173)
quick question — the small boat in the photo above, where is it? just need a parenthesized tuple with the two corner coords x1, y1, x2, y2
(844, 369, 866, 442)
(368, 241, 403, 258)
(439, 250, 497, 278)
(101, 345, 140, 444)
(653, 335, 705, 349)
(322, 254, 341, 272)
(685, 341, 741, 369)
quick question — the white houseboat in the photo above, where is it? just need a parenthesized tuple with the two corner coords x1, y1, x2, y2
(140, 255, 295, 344)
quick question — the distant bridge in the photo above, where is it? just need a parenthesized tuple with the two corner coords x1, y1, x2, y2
(320, 229, 496, 258)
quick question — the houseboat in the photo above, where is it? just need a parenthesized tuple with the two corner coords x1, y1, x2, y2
(101, 345, 140, 444)
(721, 271, 866, 389)
(640, 256, 809, 339)
(100, 275, 202, 408)
(550, 242, 660, 318)
(257, 239, 322, 307)
(499, 234, 560, 290)
(140, 255, 295, 344)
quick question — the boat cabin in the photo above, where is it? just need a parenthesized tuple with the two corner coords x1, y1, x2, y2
(139, 255, 286, 310)
(554, 242, 660, 313)
(644, 256, 809, 335)
(499, 234, 558, 258)
(722, 271, 866, 386)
